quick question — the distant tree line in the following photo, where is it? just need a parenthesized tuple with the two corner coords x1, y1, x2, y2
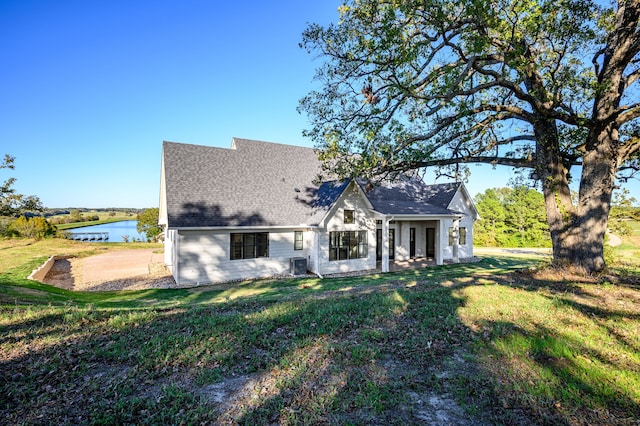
(474, 187, 639, 247)
(474, 187, 550, 247)
(41, 207, 143, 217)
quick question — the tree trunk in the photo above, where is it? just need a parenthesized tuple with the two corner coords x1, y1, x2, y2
(535, 118, 616, 273)
(562, 0, 636, 273)
(532, 118, 581, 267)
(532, 0, 638, 273)
(570, 119, 619, 272)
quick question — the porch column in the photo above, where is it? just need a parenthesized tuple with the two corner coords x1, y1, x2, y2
(436, 221, 443, 265)
(381, 217, 390, 273)
(452, 217, 460, 264)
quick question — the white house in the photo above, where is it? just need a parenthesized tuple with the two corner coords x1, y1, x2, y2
(159, 138, 479, 285)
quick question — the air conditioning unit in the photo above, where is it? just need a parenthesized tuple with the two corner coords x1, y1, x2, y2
(290, 257, 307, 276)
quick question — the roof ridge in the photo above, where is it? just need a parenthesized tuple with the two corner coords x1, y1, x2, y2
(163, 140, 235, 152)
(231, 137, 315, 151)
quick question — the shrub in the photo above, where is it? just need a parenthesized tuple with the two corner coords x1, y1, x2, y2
(609, 219, 632, 237)
(9, 216, 56, 238)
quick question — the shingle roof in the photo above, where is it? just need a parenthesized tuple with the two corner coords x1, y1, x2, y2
(162, 138, 345, 227)
(357, 177, 461, 216)
(162, 138, 464, 228)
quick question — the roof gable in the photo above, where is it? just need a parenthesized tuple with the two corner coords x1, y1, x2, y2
(358, 177, 463, 216)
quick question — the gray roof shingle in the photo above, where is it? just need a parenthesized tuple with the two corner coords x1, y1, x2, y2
(358, 177, 462, 216)
(162, 139, 463, 228)
(162, 139, 343, 227)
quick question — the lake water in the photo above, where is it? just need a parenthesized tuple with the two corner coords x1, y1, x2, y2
(67, 220, 147, 242)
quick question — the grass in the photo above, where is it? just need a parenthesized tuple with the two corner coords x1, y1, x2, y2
(614, 221, 640, 268)
(0, 237, 639, 425)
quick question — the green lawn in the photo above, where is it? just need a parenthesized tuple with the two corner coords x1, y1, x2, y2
(1, 239, 638, 425)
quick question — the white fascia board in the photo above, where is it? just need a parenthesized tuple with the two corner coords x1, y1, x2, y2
(369, 210, 459, 221)
(452, 182, 481, 220)
(170, 225, 319, 231)
(317, 180, 362, 228)
(158, 153, 169, 226)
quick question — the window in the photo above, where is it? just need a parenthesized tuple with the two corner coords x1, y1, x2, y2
(329, 231, 368, 261)
(294, 231, 303, 250)
(448, 227, 467, 246)
(230, 232, 269, 260)
(344, 209, 354, 224)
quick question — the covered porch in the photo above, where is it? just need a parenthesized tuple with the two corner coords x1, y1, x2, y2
(376, 214, 465, 274)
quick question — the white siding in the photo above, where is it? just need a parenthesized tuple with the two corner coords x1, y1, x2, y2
(448, 188, 476, 259)
(316, 184, 377, 275)
(448, 189, 476, 218)
(441, 217, 474, 260)
(164, 229, 178, 273)
(173, 228, 313, 285)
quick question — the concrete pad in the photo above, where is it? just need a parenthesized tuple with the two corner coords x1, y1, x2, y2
(82, 249, 159, 283)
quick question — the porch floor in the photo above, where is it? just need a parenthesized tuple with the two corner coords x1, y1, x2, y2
(378, 257, 437, 272)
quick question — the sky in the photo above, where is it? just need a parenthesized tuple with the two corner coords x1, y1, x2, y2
(1, 0, 639, 208)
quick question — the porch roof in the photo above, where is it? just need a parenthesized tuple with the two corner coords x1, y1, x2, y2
(357, 178, 463, 217)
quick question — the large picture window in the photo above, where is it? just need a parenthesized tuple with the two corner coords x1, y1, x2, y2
(329, 231, 368, 261)
(230, 232, 269, 260)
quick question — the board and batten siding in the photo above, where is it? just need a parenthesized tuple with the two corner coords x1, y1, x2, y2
(445, 188, 476, 259)
(173, 228, 313, 285)
(440, 216, 474, 260)
(316, 184, 377, 275)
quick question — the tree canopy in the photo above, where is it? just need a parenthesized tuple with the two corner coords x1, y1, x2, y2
(1, 154, 43, 217)
(300, 0, 640, 272)
(137, 207, 162, 242)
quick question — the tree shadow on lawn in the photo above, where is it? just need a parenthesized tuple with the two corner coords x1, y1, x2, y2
(1, 261, 639, 425)
(462, 270, 640, 425)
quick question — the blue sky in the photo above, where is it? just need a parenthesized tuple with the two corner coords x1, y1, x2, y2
(1, 0, 639, 208)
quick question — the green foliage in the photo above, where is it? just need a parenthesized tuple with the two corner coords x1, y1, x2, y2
(475, 187, 551, 247)
(299, 0, 616, 179)
(300, 0, 640, 272)
(609, 188, 638, 237)
(9, 216, 56, 238)
(1, 154, 43, 217)
(611, 188, 639, 220)
(137, 207, 161, 241)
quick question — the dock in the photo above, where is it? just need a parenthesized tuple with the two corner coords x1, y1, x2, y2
(66, 232, 109, 242)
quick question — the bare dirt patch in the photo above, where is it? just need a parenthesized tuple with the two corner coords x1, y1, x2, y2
(42, 257, 177, 292)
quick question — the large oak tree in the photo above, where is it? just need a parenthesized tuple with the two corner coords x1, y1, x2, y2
(300, 0, 640, 273)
